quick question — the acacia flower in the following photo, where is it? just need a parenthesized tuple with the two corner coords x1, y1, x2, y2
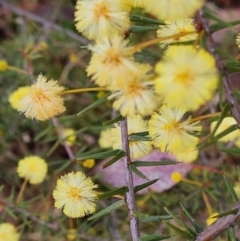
(18, 74, 66, 121)
(63, 128, 77, 146)
(124, 0, 144, 9)
(98, 129, 112, 148)
(53, 172, 98, 218)
(210, 117, 239, 143)
(143, 0, 205, 20)
(87, 35, 138, 89)
(148, 106, 202, 154)
(171, 171, 182, 183)
(17, 156, 48, 184)
(174, 148, 199, 163)
(0, 60, 8, 71)
(74, 0, 130, 40)
(111, 115, 152, 159)
(0, 223, 19, 241)
(236, 33, 240, 48)
(157, 19, 198, 48)
(110, 64, 160, 116)
(82, 159, 95, 168)
(8, 86, 30, 110)
(154, 46, 218, 111)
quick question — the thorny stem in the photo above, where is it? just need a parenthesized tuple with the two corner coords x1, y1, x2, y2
(197, 10, 240, 127)
(195, 201, 240, 241)
(120, 118, 140, 241)
(129, 31, 197, 54)
(16, 178, 28, 204)
(61, 87, 106, 95)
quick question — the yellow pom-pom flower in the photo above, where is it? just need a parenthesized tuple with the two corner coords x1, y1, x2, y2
(171, 171, 183, 183)
(82, 159, 95, 168)
(111, 115, 152, 159)
(148, 106, 202, 154)
(63, 128, 77, 146)
(8, 86, 30, 110)
(17, 156, 48, 184)
(154, 46, 218, 111)
(236, 33, 240, 48)
(87, 35, 138, 89)
(110, 64, 160, 117)
(53, 172, 98, 218)
(74, 0, 130, 40)
(0, 223, 19, 241)
(143, 0, 205, 20)
(157, 19, 198, 48)
(211, 117, 239, 143)
(0, 60, 9, 71)
(66, 229, 77, 241)
(98, 129, 112, 148)
(18, 74, 66, 121)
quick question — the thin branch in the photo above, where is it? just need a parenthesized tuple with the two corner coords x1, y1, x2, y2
(52, 117, 76, 162)
(0, 0, 88, 45)
(197, 9, 240, 127)
(195, 201, 240, 241)
(2, 201, 59, 230)
(120, 118, 140, 241)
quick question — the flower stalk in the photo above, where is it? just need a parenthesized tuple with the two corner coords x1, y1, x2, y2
(16, 178, 28, 205)
(120, 118, 140, 241)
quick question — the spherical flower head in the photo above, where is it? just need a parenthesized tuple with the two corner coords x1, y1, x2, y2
(98, 129, 112, 148)
(53, 172, 98, 218)
(157, 19, 198, 48)
(8, 86, 30, 110)
(87, 35, 138, 89)
(211, 117, 239, 143)
(0, 60, 9, 71)
(206, 212, 219, 226)
(154, 46, 218, 111)
(82, 159, 95, 168)
(111, 115, 152, 159)
(110, 64, 160, 117)
(17, 156, 48, 184)
(63, 128, 77, 146)
(143, 0, 205, 20)
(67, 229, 77, 241)
(236, 33, 240, 49)
(148, 106, 202, 154)
(18, 74, 66, 121)
(0, 223, 19, 241)
(174, 147, 199, 163)
(74, 0, 130, 40)
(171, 171, 182, 183)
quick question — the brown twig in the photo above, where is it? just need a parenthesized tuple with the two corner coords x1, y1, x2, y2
(0, 0, 88, 45)
(52, 117, 76, 162)
(197, 9, 240, 127)
(120, 118, 140, 241)
(195, 201, 240, 241)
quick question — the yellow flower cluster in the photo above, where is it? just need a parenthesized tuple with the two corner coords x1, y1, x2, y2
(72, 0, 219, 157)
